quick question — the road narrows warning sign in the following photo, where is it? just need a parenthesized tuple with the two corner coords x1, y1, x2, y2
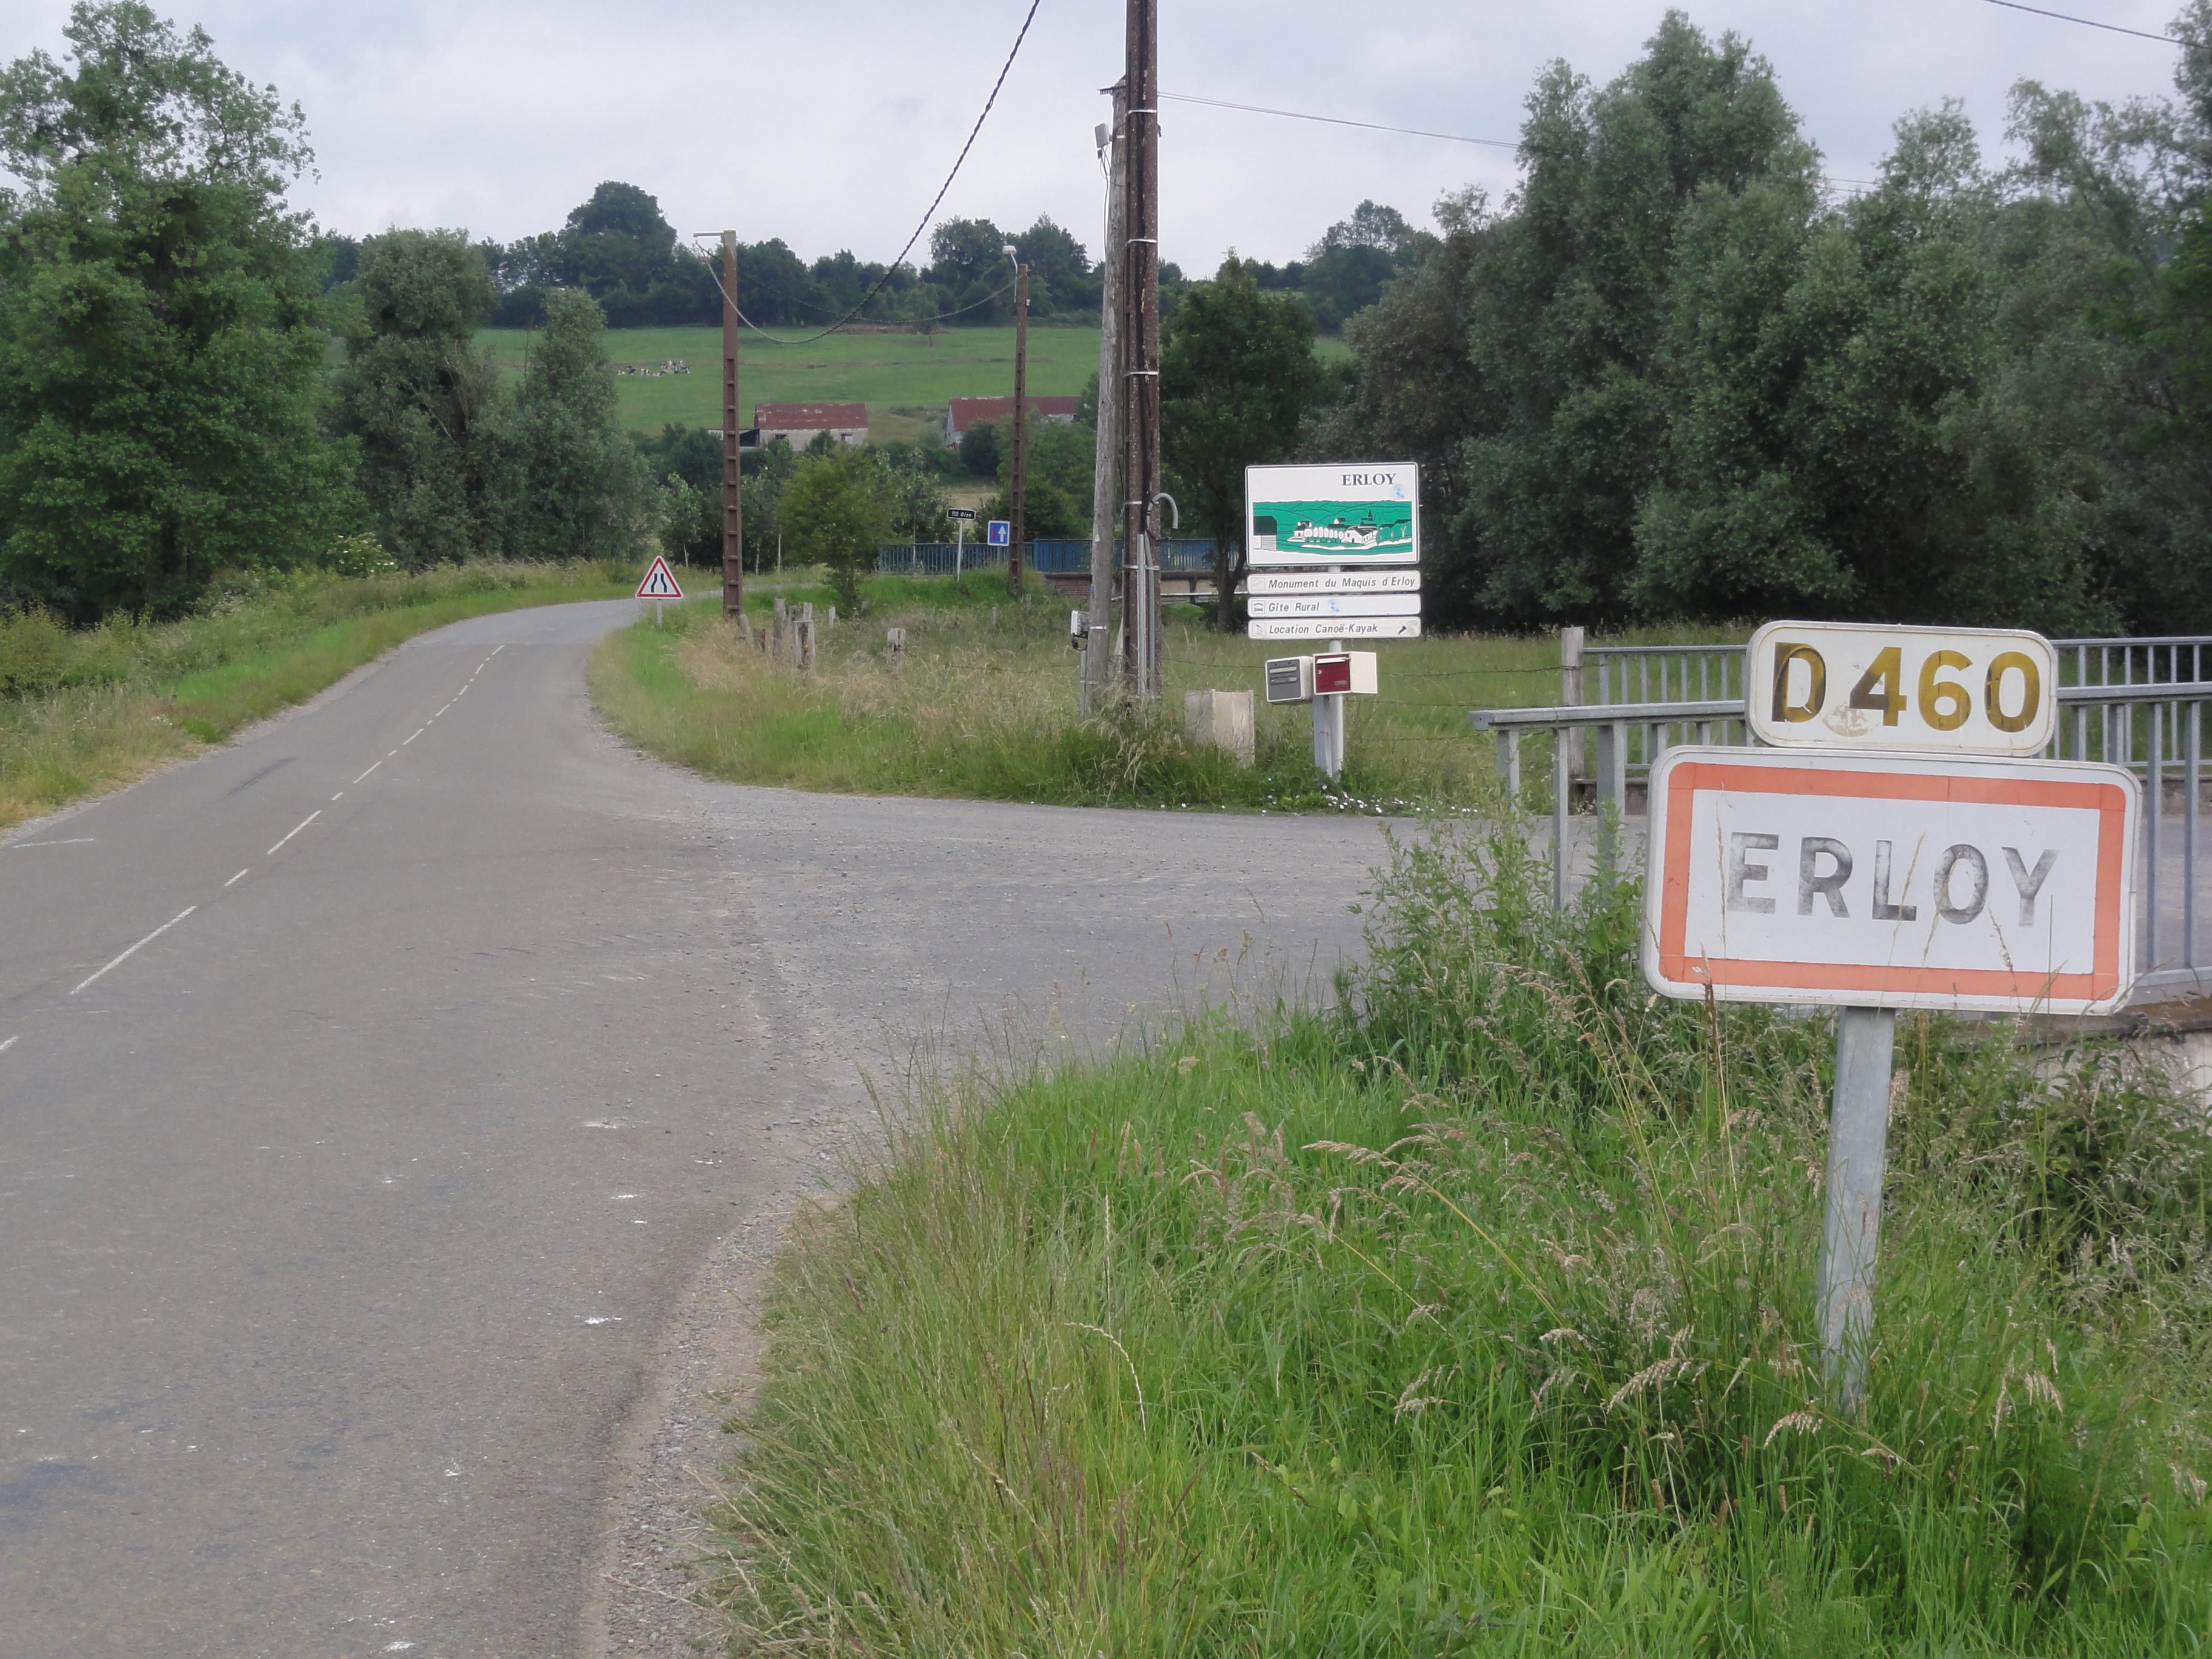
(635, 557, 684, 600)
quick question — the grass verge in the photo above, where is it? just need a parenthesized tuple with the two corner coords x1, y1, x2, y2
(706, 827, 2212, 1655)
(588, 575, 1725, 813)
(0, 561, 634, 831)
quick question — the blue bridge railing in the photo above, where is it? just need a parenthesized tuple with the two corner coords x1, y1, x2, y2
(876, 538, 1218, 577)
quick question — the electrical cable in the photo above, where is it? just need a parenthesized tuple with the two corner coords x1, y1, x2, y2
(1160, 89, 1879, 192)
(1980, 0, 2180, 43)
(716, 270, 1021, 346)
(694, 0, 1042, 344)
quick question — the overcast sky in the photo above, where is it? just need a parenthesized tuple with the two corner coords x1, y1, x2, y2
(0, 1, 2196, 269)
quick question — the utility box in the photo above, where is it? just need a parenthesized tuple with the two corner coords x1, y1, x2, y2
(1184, 689, 1256, 766)
(1312, 651, 1379, 695)
(1264, 656, 1315, 704)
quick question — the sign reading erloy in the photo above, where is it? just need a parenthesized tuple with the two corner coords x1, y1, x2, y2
(1748, 621, 2059, 756)
(1644, 747, 2138, 1014)
(1245, 463, 1419, 566)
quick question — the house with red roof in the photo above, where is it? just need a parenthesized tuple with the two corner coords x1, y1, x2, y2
(944, 395, 1081, 446)
(754, 402, 868, 449)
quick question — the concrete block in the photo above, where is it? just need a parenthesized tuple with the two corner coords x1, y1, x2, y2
(1184, 689, 1255, 767)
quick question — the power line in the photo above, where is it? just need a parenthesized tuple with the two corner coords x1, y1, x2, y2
(1159, 90, 1879, 191)
(720, 271, 1021, 346)
(697, 0, 1042, 344)
(1980, 0, 2181, 42)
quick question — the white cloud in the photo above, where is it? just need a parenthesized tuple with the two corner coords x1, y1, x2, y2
(0, 0, 2194, 269)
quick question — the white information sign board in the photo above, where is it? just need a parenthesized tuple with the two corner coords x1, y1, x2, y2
(1747, 620, 2059, 756)
(1245, 463, 1419, 567)
(1644, 746, 2138, 1015)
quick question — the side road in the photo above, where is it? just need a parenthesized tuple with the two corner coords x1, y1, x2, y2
(0, 598, 1390, 1658)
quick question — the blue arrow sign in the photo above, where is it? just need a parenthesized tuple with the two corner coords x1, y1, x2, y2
(987, 520, 1011, 547)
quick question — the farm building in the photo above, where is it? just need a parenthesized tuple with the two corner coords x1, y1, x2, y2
(944, 395, 1081, 444)
(754, 402, 868, 448)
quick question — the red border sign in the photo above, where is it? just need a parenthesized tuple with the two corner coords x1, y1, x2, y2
(1644, 748, 2137, 1013)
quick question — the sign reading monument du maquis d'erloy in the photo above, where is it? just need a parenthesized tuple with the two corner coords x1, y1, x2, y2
(1245, 463, 1419, 567)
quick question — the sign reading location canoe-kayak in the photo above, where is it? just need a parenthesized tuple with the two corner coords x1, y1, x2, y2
(1245, 462, 1419, 567)
(1748, 620, 2059, 756)
(1643, 746, 2139, 1016)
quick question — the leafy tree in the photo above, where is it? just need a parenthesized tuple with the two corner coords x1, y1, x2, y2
(1161, 258, 1324, 629)
(872, 445, 947, 540)
(0, 1, 355, 619)
(494, 287, 646, 561)
(634, 424, 722, 566)
(959, 419, 1001, 478)
(927, 217, 1013, 321)
(333, 229, 505, 565)
(782, 446, 891, 611)
(1299, 201, 1426, 332)
(742, 438, 797, 572)
(1011, 215, 1100, 317)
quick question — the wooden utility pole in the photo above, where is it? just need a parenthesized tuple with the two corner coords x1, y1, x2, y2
(1121, 0, 1162, 698)
(720, 232, 743, 618)
(1008, 258, 1030, 595)
(1084, 83, 1127, 712)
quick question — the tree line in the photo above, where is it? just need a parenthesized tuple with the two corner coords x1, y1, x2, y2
(1309, 7, 2212, 636)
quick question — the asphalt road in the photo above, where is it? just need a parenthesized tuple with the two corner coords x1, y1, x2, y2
(0, 599, 1391, 1658)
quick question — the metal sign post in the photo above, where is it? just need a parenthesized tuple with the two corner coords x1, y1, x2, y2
(948, 507, 975, 584)
(1644, 716, 2140, 1413)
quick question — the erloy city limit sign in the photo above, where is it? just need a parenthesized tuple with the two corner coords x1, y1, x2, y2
(1644, 748, 2138, 1015)
(1748, 621, 2059, 756)
(1245, 463, 1418, 566)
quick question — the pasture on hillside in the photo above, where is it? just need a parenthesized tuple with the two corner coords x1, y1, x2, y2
(481, 324, 1353, 440)
(480, 324, 1102, 440)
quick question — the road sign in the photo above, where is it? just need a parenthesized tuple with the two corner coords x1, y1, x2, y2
(947, 508, 978, 520)
(1243, 569, 1420, 596)
(1748, 621, 2059, 756)
(1248, 617, 1422, 641)
(1247, 594, 1421, 620)
(635, 556, 683, 600)
(1245, 462, 1419, 566)
(986, 520, 1011, 547)
(1643, 746, 2139, 1016)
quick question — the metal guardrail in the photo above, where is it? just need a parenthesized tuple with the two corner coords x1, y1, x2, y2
(876, 538, 1217, 577)
(1469, 681, 2210, 1000)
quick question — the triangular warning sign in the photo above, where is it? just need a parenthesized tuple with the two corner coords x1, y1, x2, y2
(635, 555, 684, 600)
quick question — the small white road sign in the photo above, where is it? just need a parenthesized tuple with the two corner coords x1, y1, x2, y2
(635, 556, 683, 600)
(1248, 616, 1423, 642)
(1247, 594, 1421, 620)
(1748, 621, 2059, 756)
(1644, 747, 2138, 1015)
(1245, 462, 1419, 566)
(986, 520, 1011, 547)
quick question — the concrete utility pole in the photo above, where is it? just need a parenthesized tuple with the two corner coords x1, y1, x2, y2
(1084, 82, 1127, 712)
(720, 231, 743, 618)
(1008, 250, 1030, 596)
(1122, 0, 1162, 697)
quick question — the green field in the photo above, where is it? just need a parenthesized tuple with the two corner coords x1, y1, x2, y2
(481, 325, 1354, 440)
(480, 324, 1104, 440)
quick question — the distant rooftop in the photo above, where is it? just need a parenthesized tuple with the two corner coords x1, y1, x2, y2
(946, 395, 1081, 435)
(754, 401, 868, 429)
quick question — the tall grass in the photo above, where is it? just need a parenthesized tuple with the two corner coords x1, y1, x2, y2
(589, 577, 1715, 812)
(0, 560, 632, 829)
(705, 826, 2211, 1655)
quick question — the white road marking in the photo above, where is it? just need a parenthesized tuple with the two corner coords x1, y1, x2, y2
(403, 728, 424, 745)
(224, 869, 249, 888)
(8, 837, 95, 849)
(491, 645, 504, 655)
(388, 749, 398, 757)
(330, 792, 343, 802)
(266, 811, 320, 856)
(0, 1036, 16, 1054)
(354, 761, 382, 784)
(71, 907, 196, 996)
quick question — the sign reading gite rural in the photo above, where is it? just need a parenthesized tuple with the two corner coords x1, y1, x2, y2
(1643, 748, 2139, 1015)
(1245, 463, 1419, 566)
(1748, 621, 2059, 756)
